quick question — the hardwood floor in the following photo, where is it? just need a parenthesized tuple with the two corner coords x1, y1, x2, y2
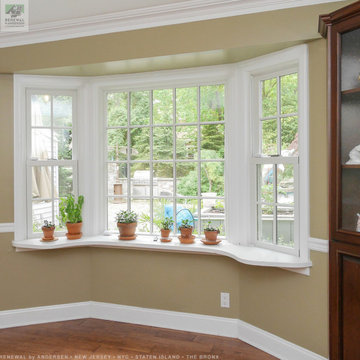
(0, 319, 278, 360)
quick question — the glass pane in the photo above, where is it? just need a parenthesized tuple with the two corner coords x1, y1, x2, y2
(107, 129, 127, 161)
(54, 166, 73, 198)
(53, 129, 72, 160)
(201, 124, 224, 159)
(281, 116, 298, 156)
(107, 92, 128, 127)
(277, 164, 294, 205)
(130, 91, 150, 126)
(153, 89, 173, 125)
(175, 198, 198, 234)
(153, 198, 174, 233)
(281, 73, 298, 115)
(257, 164, 274, 203)
(108, 163, 128, 196)
(261, 119, 277, 155)
(176, 162, 197, 197)
(31, 129, 52, 159)
(31, 95, 51, 127)
(262, 77, 277, 118)
(54, 95, 72, 127)
(201, 198, 225, 236)
(153, 163, 173, 197)
(176, 87, 197, 123)
(176, 126, 198, 160)
(153, 126, 173, 160)
(31, 166, 52, 199)
(131, 127, 150, 160)
(201, 162, 224, 196)
(258, 204, 273, 244)
(54, 199, 66, 231)
(277, 206, 294, 247)
(200, 85, 224, 122)
(130, 163, 150, 196)
(131, 199, 150, 233)
(32, 200, 52, 233)
(108, 198, 127, 231)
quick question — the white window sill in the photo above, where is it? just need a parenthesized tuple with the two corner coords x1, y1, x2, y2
(12, 235, 312, 274)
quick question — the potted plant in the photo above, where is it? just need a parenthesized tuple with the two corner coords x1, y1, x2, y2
(203, 221, 220, 242)
(59, 194, 84, 240)
(159, 217, 173, 242)
(116, 210, 138, 240)
(178, 219, 194, 244)
(41, 220, 55, 241)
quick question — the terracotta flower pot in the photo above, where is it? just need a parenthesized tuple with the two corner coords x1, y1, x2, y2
(160, 229, 171, 242)
(117, 222, 137, 240)
(42, 226, 55, 241)
(66, 222, 83, 240)
(204, 230, 219, 242)
(179, 227, 193, 238)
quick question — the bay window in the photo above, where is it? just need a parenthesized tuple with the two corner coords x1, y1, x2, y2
(14, 45, 309, 265)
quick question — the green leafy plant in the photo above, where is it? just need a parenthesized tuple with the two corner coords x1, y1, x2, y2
(42, 220, 55, 229)
(179, 219, 193, 229)
(204, 221, 219, 232)
(160, 217, 173, 230)
(59, 194, 84, 224)
(116, 210, 138, 224)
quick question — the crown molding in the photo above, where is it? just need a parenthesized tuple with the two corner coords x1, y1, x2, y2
(0, 0, 346, 49)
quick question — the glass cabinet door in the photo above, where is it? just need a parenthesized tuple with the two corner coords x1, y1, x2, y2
(341, 27, 360, 233)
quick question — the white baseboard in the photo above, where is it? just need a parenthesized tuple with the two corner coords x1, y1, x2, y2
(0, 301, 327, 360)
(0, 302, 90, 329)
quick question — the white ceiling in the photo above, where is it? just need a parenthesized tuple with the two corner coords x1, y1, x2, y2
(30, 0, 188, 25)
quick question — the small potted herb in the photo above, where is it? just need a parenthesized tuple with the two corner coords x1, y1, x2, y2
(59, 194, 84, 240)
(41, 220, 55, 241)
(179, 219, 194, 244)
(159, 217, 173, 242)
(203, 221, 220, 242)
(116, 210, 138, 240)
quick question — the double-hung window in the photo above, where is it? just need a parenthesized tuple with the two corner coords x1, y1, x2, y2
(26, 90, 77, 238)
(253, 72, 299, 255)
(104, 85, 226, 236)
(247, 45, 309, 258)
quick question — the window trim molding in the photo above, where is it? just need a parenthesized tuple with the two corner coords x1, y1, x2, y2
(238, 44, 310, 263)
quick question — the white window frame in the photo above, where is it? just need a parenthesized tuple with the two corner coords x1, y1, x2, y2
(92, 66, 235, 240)
(13, 45, 309, 266)
(14, 75, 88, 242)
(239, 45, 309, 261)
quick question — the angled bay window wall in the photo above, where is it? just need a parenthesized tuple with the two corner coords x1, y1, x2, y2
(105, 85, 225, 236)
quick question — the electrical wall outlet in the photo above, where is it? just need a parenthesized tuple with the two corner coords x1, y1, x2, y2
(220, 292, 230, 308)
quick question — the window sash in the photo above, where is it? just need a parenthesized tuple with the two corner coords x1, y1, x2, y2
(251, 157, 299, 256)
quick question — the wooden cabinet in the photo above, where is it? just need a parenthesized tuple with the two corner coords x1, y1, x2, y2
(320, 2, 360, 358)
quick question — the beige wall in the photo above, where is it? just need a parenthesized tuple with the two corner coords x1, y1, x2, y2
(0, 3, 336, 358)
